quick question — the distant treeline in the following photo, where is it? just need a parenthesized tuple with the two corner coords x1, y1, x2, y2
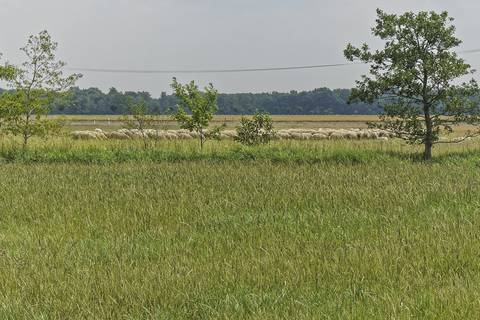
(0, 87, 381, 115)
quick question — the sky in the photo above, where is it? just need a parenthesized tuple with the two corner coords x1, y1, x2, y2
(1, 0, 480, 96)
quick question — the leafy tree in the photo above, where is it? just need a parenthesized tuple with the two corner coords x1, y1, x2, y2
(0, 31, 81, 148)
(121, 99, 158, 149)
(235, 111, 276, 145)
(171, 78, 220, 149)
(345, 9, 480, 160)
(0, 55, 15, 81)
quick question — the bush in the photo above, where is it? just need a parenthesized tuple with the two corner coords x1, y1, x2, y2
(235, 112, 276, 146)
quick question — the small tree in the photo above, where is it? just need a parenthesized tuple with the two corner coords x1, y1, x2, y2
(171, 78, 220, 149)
(345, 9, 480, 160)
(235, 111, 276, 145)
(0, 31, 81, 149)
(121, 100, 157, 149)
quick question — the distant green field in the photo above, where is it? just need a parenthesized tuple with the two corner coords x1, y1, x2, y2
(1, 138, 480, 319)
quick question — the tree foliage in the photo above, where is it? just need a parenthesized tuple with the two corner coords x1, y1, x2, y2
(345, 9, 480, 159)
(235, 111, 276, 145)
(171, 78, 220, 148)
(0, 31, 81, 148)
(0, 55, 15, 81)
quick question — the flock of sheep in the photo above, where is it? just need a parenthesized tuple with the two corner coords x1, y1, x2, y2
(71, 128, 393, 141)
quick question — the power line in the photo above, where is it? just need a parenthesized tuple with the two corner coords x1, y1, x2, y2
(66, 48, 480, 75)
(67, 62, 364, 74)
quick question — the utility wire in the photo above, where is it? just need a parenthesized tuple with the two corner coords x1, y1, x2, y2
(67, 62, 364, 74)
(66, 48, 480, 75)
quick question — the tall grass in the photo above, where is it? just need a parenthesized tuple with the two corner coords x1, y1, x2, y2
(0, 138, 480, 318)
(0, 137, 479, 165)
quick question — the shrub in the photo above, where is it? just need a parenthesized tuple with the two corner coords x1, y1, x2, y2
(121, 100, 158, 149)
(235, 112, 276, 145)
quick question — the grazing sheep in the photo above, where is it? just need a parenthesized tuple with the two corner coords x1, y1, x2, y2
(329, 132, 345, 139)
(277, 132, 291, 139)
(177, 133, 193, 140)
(71, 131, 97, 140)
(154, 132, 167, 140)
(70, 127, 396, 142)
(95, 132, 107, 140)
(289, 132, 302, 140)
(89, 129, 106, 140)
(164, 132, 178, 140)
(107, 131, 131, 140)
(300, 133, 311, 140)
(344, 131, 358, 139)
(311, 133, 328, 140)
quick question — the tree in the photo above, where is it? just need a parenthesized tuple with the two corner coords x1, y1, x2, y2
(345, 9, 480, 160)
(121, 99, 158, 149)
(235, 111, 276, 145)
(0, 54, 15, 81)
(171, 78, 220, 149)
(49, 87, 382, 116)
(0, 31, 81, 148)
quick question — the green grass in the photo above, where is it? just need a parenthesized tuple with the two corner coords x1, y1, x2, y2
(0, 140, 397, 165)
(1, 138, 480, 319)
(0, 137, 479, 165)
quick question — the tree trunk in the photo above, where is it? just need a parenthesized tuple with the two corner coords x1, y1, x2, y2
(423, 105, 433, 161)
(423, 139, 432, 160)
(23, 114, 30, 151)
(141, 130, 148, 150)
(143, 138, 148, 150)
(22, 134, 28, 150)
(421, 68, 434, 161)
(199, 128, 204, 150)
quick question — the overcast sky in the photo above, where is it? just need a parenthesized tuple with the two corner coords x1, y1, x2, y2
(1, 0, 480, 96)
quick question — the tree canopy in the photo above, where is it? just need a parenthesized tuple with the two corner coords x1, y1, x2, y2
(345, 9, 480, 159)
(0, 30, 81, 148)
(45, 86, 381, 115)
(171, 78, 220, 149)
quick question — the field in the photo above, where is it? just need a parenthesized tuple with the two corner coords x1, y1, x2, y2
(52, 115, 379, 131)
(1, 118, 480, 319)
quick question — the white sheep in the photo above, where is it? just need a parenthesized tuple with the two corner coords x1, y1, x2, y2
(177, 133, 193, 140)
(70, 127, 398, 142)
(329, 132, 345, 139)
(106, 131, 131, 140)
(311, 133, 328, 140)
(71, 131, 98, 140)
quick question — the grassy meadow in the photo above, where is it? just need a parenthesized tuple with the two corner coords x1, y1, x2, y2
(1, 130, 480, 318)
